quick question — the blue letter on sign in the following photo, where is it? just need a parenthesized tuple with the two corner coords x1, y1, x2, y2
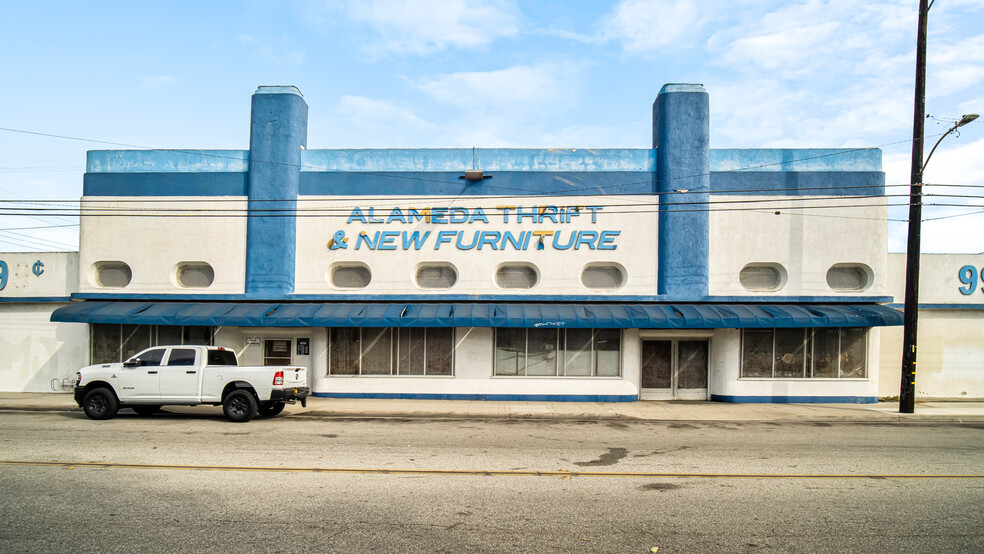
(0, 260, 7, 290)
(958, 265, 978, 295)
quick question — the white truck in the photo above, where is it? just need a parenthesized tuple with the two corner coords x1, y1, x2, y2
(73, 345, 309, 422)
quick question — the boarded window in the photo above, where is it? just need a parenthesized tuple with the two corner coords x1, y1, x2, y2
(95, 262, 132, 288)
(495, 265, 538, 289)
(826, 264, 870, 291)
(331, 265, 371, 288)
(581, 265, 625, 289)
(416, 265, 457, 289)
(739, 264, 784, 291)
(176, 263, 215, 288)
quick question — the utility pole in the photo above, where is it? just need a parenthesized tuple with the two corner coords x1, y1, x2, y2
(899, 0, 929, 414)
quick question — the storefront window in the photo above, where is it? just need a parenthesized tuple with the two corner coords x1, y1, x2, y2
(329, 328, 360, 375)
(496, 328, 621, 377)
(90, 324, 214, 364)
(425, 329, 453, 376)
(740, 328, 867, 379)
(328, 327, 454, 376)
(740, 330, 773, 378)
(494, 328, 524, 376)
(774, 329, 807, 378)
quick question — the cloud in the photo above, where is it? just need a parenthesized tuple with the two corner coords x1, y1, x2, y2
(334, 95, 431, 126)
(598, 0, 714, 52)
(322, 0, 520, 55)
(314, 96, 438, 148)
(417, 63, 581, 111)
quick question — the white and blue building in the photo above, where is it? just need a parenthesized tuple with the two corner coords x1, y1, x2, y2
(5, 84, 981, 402)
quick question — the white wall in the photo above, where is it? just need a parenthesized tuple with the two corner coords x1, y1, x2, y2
(0, 252, 88, 392)
(879, 253, 984, 399)
(0, 252, 78, 298)
(709, 197, 888, 297)
(0, 304, 89, 392)
(213, 327, 314, 370)
(295, 196, 658, 296)
(78, 198, 247, 294)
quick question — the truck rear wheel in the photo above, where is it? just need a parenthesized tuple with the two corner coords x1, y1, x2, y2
(82, 388, 119, 420)
(223, 390, 257, 422)
(258, 402, 286, 418)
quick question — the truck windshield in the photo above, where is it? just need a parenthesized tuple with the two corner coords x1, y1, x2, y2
(206, 350, 238, 366)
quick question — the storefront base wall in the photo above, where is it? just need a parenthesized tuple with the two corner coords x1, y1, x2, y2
(879, 310, 984, 400)
(708, 329, 881, 403)
(312, 327, 640, 401)
(0, 304, 89, 392)
(213, 327, 316, 370)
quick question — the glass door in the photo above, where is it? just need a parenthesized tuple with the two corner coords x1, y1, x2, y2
(640, 339, 708, 400)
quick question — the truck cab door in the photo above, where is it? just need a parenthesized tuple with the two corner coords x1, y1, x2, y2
(119, 347, 165, 400)
(159, 348, 201, 402)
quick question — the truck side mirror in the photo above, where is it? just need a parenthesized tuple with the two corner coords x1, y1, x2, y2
(123, 358, 141, 368)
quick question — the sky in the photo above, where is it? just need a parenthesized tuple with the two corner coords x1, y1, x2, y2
(0, 0, 982, 253)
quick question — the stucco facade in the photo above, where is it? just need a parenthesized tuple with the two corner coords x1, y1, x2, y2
(2, 84, 976, 401)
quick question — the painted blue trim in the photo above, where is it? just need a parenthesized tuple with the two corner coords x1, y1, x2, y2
(703, 295, 894, 303)
(313, 392, 639, 402)
(69, 292, 893, 303)
(86, 150, 249, 173)
(654, 85, 709, 299)
(710, 171, 884, 196)
(300, 171, 652, 196)
(83, 172, 248, 197)
(302, 149, 656, 172)
(244, 87, 307, 295)
(711, 394, 878, 404)
(886, 303, 984, 310)
(0, 297, 73, 303)
(78, 169, 885, 198)
(82, 148, 881, 175)
(710, 148, 882, 172)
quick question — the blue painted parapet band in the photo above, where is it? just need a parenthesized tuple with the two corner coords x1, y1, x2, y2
(653, 84, 710, 298)
(245, 86, 308, 295)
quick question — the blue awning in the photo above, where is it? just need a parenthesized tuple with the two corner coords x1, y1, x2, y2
(51, 301, 903, 329)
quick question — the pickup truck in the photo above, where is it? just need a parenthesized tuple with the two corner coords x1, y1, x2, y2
(73, 345, 309, 422)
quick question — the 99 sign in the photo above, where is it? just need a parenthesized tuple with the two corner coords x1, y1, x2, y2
(958, 265, 984, 295)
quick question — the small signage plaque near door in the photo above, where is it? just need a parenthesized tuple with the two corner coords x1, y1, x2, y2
(296, 338, 310, 356)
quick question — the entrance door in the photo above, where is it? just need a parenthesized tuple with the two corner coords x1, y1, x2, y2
(641, 339, 709, 400)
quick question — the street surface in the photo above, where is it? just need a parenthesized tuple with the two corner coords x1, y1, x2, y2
(2, 407, 983, 552)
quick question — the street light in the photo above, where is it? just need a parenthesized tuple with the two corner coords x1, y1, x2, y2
(899, 112, 977, 414)
(923, 114, 979, 170)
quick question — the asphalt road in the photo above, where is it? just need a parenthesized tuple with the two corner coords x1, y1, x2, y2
(2, 408, 983, 553)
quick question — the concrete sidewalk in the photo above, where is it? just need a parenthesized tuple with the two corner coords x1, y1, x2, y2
(2, 392, 983, 422)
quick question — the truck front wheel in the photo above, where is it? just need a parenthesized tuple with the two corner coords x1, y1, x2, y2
(82, 388, 119, 420)
(258, 402, 286, 418)
(223, 390, 258, 422)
